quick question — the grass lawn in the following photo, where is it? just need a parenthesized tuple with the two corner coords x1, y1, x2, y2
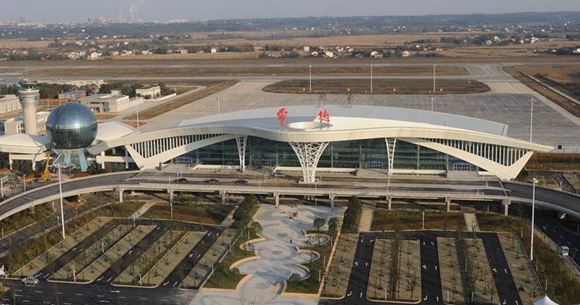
(203, 227, 260, 289)
(371, 210, 465, 231)
(285, 233, 334, 294)
(263, 79, 489, 95)
(322, 233, 358, 298)
(0, 201, 143, 273)
(142, 202, 233, 225)
(0, 203, 55, 236)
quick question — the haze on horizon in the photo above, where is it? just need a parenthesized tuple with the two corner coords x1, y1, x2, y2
(1, 0, 578, 23)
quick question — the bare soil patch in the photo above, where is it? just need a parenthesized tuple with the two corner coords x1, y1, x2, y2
(323, 233, 358, 298)
(504, 66, 580, 118)
(141, 202, 233, 225)
(28, 64, 467, 78)
(371, 210, 465, 231)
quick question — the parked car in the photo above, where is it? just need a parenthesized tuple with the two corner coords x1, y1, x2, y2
(22, 276, 39, 285)
(234, 179, 248, 185)
(173, 177, 187, 183)
(205, 178, 219, 184)
(273, 172, 286, 178)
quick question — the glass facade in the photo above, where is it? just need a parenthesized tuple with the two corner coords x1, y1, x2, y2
(173, 137, 472, 172)
(46, 103, 98, 149)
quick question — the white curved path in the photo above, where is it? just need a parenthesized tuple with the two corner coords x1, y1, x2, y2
(191, 204, 344, 305)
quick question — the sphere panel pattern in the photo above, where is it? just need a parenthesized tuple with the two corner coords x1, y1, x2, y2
(46, 103, 98, 150)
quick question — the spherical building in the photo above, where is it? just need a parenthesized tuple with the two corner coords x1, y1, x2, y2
(46, 103, 97, 171)
(46, 102, 97, 150)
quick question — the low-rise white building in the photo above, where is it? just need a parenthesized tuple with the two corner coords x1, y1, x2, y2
(3, 111, 50, 136)
(81, 93, 143, 113)
(0, 95, 21, 114)
(135, 86, 161, 99)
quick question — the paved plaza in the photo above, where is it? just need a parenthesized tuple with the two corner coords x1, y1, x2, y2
(191, 204, 344, 305)
(141, 65, 580, 152)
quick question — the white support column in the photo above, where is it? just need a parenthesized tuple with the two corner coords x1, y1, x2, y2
(236, 136, 248, 172)
(289, 142, 329, 183)
(329, 194, 335, 209)
(385, 138, 397, 176)
(503, 199, 510, 216)
(220, 191, 227, 204)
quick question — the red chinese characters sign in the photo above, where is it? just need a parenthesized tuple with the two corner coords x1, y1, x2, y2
(276, 107, 288, 127)
(318, 109, 330, 124)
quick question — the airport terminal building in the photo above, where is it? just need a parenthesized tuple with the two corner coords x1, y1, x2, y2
(83, 105, 552, 181)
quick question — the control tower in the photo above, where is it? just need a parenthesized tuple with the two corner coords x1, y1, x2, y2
(18, 79, 40, 135)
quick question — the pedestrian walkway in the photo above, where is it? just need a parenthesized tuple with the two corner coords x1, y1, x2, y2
(358, 202, 375, 232)
(464, 213, 480, 232)
(191, 204, 344, 305)
(129, 201, 157, 219)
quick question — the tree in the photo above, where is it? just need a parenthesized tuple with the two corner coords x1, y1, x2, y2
(250, 221, 262, 233)
(313, 218, 326, 231)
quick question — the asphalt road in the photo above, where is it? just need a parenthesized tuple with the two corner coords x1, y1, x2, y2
(1, 281, 196, 305)
(504, 182, 580, 219)
(479, 233, 522, 305)
(322, 231, 520, 305)
(534, 212, 580, 270)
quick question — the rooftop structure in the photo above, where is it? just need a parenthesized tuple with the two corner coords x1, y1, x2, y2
(17, 79, 39, 135)
(87, 105, 552, 180)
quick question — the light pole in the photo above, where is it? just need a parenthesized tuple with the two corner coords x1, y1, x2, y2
(433, 64, 437, 93)
(0, 176, 7, 198)
(309, 65, 312, 93)
(370, 64, 374, 93)
(530, 98, 534, 142)
(216, 96, 220, 114)
(22, 174, 26, 192)
(136, 102, 140, 131)
(56, 164, 72, 239)
(530, 177, 538, 261)
(58, 166, 66, 239)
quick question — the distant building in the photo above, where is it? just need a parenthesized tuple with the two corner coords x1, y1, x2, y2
(0, 95, 21, 114)
(135, 86, 161, 99)
(3, 111, 50, 135)
(87, 52, 102, 60)
(81, 93, 143, 113)
(58, 90, 87, 101)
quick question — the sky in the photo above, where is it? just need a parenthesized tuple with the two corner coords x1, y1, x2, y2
(1, 0, 578, 23)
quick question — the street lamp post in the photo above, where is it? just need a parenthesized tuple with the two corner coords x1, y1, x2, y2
(530, 98, 534, 142)
(530, 177, 538, 261)
(136, 102, 140, 131)
(0, 176, 7, 198)
(370, 64, 374, 93)
(58, 165, 66, 239)
(216, 96, 220, 114)
(309, 65, 312, 93)
(433, 64, 437, 93)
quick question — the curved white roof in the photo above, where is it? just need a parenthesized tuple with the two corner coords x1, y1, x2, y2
(0, 134, 49, 154)
(95, 121, 138, 142)
(180, 105, 509, 136)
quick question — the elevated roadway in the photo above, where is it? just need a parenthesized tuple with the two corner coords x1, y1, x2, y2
(1, 171, 580, 222)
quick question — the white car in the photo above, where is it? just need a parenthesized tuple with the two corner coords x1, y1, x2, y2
(22, 276, 39, 285)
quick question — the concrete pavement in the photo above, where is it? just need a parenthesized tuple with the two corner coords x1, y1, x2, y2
(191, 204, 344, 305)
